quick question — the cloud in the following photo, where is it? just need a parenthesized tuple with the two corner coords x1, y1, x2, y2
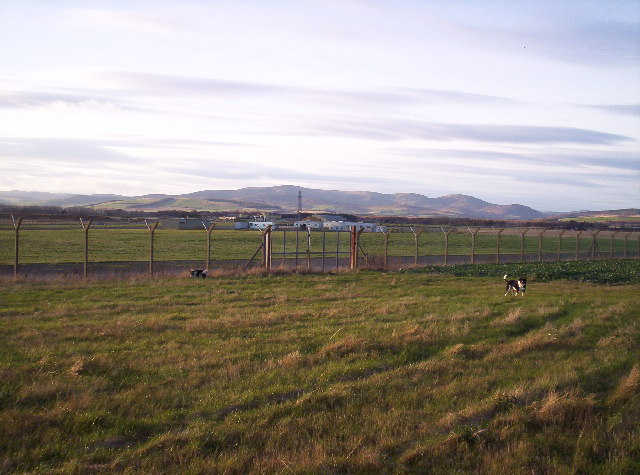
(0, 137, 133, 165)
(392, 147, 640, 173)
(98, 71, 519, 106)
(303, 118, 631, 145)
(583, 104, 640, 117)
(0, 91, 136, 111)
(65, 8, 183, 34)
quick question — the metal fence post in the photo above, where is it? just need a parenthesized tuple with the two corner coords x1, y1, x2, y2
(610, 231, 617, 259)
(262, 225, 272, 270)
(282, 230, 287, 267)
(306, 228, 311, 270)
(557, 230, 567, 262)
(520, 228, 529, 262)
(295, 230, 299, 269)
(145, 220, 159, 276)
(203, 221, 216, 270)
(624, 233, 629, 259)
(469, 228, 479, 264)
(383, 229, 393, 269)
(322, 231, 326, 272)
(537, 230, 545, 263)
(411, 227, 424, 266)
(589, 230, 601, 260)
(575, 231, 583, 261)
(441, 228, 452, 266)
(11, 215, 22, 279)
(336, 230, 341, 269)
(496, 228, 505, 263)
(80, 218, 93, 278)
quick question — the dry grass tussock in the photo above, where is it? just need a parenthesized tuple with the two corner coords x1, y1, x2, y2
(318, 335, 370, 358)
(488, 322, 559, 359)
(393, 324, 439, 344)
(448, 305, 492, 321)
(597, 302, 628, 321)
(497, 307, 524, 325)
(533, 388, 596, 425)
(444, 343, 489, 360)
(608, 364, 640, 405)
(597, 322, 639, 350)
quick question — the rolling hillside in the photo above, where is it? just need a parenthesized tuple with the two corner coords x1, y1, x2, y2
(1, 186, 547, 219)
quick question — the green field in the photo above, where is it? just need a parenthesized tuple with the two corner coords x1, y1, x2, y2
(1, 227, 636, 265)
(1, 262, 639, 473)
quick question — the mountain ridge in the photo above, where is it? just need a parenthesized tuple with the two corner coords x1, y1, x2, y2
(0, 186, 617, 220)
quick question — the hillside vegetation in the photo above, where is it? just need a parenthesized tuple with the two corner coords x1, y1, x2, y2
(1, 263, 639, 473)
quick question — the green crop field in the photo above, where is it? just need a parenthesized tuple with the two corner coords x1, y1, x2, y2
(1, 227, 635, 265)
(1, 261, 639, 473)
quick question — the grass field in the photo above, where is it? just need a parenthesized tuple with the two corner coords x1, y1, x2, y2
(1, 227, 636, 265)
(1, 261, 639, 473)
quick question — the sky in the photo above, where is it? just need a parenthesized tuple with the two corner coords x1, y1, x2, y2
(0, 0, 639, 212)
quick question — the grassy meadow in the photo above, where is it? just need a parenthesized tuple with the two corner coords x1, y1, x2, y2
(1, 226, 636, 265)
(1, 261, 639, 473)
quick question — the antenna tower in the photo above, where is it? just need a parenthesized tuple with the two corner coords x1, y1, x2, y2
(297, 190, 302, 218)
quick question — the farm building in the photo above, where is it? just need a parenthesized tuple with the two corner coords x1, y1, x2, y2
(294, 220, 324, 230)
(179, 218, 214, 230)
(294, 220, 386, 232)
(159, 218, 214, 230)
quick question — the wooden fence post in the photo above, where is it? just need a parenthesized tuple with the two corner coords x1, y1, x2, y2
(349, 226, 364, 269)
(496, 228, 505, 263)
(411, 227, 424, 266)
(468, 228, 479, 264)
(145, 220, 159, 276)
(202, 221, 216, 270)
(557, 230, 567, 262)
(80, 218, 93, 278)
(11, 215, 22, 279)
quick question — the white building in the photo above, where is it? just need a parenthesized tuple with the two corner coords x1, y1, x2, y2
(294, 220, 386, 232)
(249, 221, 276, 230)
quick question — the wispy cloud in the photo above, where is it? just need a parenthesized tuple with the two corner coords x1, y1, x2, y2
(583, 104, 640, 117)
(96, 71, 519, 106)
(64, 8, 184, 34)
(303, 118, 631, 145)
(0, 91, 135, 110)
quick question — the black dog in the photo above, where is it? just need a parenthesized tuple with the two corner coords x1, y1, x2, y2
(190, 269, 208, 278)
(504, 275, 526, 296)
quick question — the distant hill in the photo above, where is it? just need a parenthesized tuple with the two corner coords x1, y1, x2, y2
(183, 185, 546, 219)
(0, 185, 548, 220)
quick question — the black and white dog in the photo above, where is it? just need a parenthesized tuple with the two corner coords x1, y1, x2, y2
(504, 275, 526, 296)
(190, 269, 208, 278)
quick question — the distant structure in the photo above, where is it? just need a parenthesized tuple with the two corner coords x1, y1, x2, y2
(297, 190, 302, 219)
